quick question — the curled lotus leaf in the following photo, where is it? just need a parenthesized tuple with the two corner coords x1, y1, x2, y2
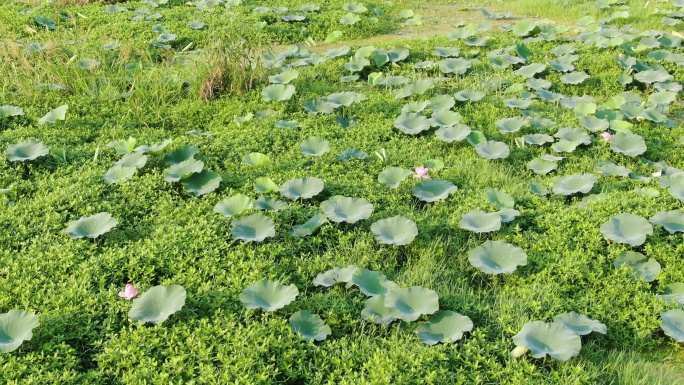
(133, 139, 172, 155)
(527, 158, 557, 175)
(291, 213, 328, 237)
(554, 312, 607, 335)
(362, 295, 399, 324)
(242, 152, 270, 166)
(610, 132, 647, 157)
(459, 210, 502, 233)
(269, 69, 299, 84)
(262, 84, 295, 101)
(128, 285, 186, 325)
(370, 215, 418, 246)
(485, 188, 514, 208)
(289, 311, 331, 342)
(661, 310, 684, 342)
(240, 280, 299, 311)
(255, 196, 288, 212)
(214, 194, 254, 217)
(496, 208, 521, 223)
(384, 286, 439, 322)
(378, 167, 413, 189)
(601, 214, 653, 246)
(6, 141, 49, 162)
(164, 158, 204, 182)
(474, 141, 510, 160)
(468, 240, 527, 274)
(351, 269, 397, 297)
(314, 265, 358, 287)
(394, 113, 431, 135)
(300, 137, 330, 157)
(103, 164, 137, 184)
(164, 145, 198, 165)
(514, 63, 546, 78)
(657, 283, 684, 307)
(254, 177, 279, 194)
(436, 124, 471, 142)
(430, 110, 462, 127)
(0, 310, 40, 353)
(412, 180, 458, 202)
(524, 134, 554, 145)
(320, 196, 374, 223)
(65, 212, 118, 239)
(650, 210, 684, 234)
(560, 71, 590, 85)
(280, 177, 324, 200)
(38, 104, 68, 124)
(416, 311, 473, 345)
(454, 90, 485, 102)
(597, 161, 631, 177)
(496, 117, 529, 134)
(512, 321, 582, 361)
(429, 94, 455, 111)
(614, 251, 660, 282)
(552, 174, 597, 195)
(181, 170, 221, 196)
(530, 182, 549, 196)
(231, 213, 276, 242)
(337, 148, 366, 162)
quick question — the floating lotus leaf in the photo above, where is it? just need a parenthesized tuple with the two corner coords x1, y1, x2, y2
(514, 63, 546, 78)
(459, 210, 502, 233)
(552, 174, 597, 195)
(0, 105, 24, 117)
(416, 311, 473, 345)
(610, 132, 646, 157)
(560, 71, 590, 85)
(378, 167, 413, 189)
(438, 58, 472, 75)
(474, 141, 510, 160)
(512, 321, 581, 361)
(320, 196, 373, 223)
(650, 210, 684, 234)
(128, 285, 186, 325)
(412, 180, 458, 202)
(597, 161, 631, 177)
(231, 213, 276, 242)
(37, 104, 68, 124)
(384, 287, 439, 322)
(242, 152, 270, 166)
(464, 36, 486, 46)
(351, 269, 397, 296)
(339, 12, 361, 25)
(454, 90, 485, 102)
(313, 265, 358, 287)
(370, 215, 418, 246)
(601, 214, 653, 246)
(496, 117, 529, 134)
(164, 145, 198, 165)
(554, 312, 607, 335)
(291, 213, 328, 237)
(362, 295, 399, 324)
(429, 94, 456, 111)
(240, 280, 299, 311)
(180, 169, 217, 195)
(103, 164, 137, 184)
(394, 113, 431, 135)
(289, 311, 331, 342)
(485, 188, 514, 209)
(530, 182, 549, 196)
(280, 177, 324, 200)
(6, 141, 49, 162)
(524, 134, 554, 145)
(65, 212, 118, 239)
(337, 148, 366, 162)
(214, 194, 254, 217)
(527, 158, 558, 175)
(614, 251, 661, 282)
(634, 69, 673, 84)
(262, 84, 295, 101)
(657, 283, 684, 307)
(255, 196, 288, 212)
(164, 158, 204, 182)
(0, 310, 40, 353)
(436, 124, 471, 142)
(254, 177, 279, 194)
(468, 240, 527, 274)
(661, 310, 684, 342)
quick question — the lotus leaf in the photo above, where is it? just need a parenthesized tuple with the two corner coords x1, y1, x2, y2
(512, 321, 581, 361)
(526, 158, 557, 175)
(254, 196, 287, 212)
(134, 140, 172, 155)
(291, 213, 328, 237)
(554, 127, 591, 145)
(378, 167, 413, 189)
(242, 152, 270, 167)
(425, 159, 444, 171)
(337, 149, 366, 162)
(468, 240, 527, 274)
(314, 265, 358, 287)
(412, 180, 458, 202)
(416, 311, 473, 345)
(554, 312, 607, 335)
(262, 84, 295, 102)
(280, 177, 324, 200)
(530, 182, 549, 196)
(496, 117, 529, 134)
(103, 164, 137, 184)
(0, 105, 24, 117)
(0, 310, 40, 353)
(394, 113, 431, 135)
(6, 141, 49, 162)
(609, 132, 646, 157)
(661, 310, 684, 342)
(289, 311, 331, 342)
(515, 63, 546, 78)
(657, 283, 684, 307)
(370, 216, 418, 246)
(429, 95, 455, 111)
(214, 194, 253, 217)
(512, 20, 538, 37)
(580, 116, 609, 132)
(240, 280, 298, 311)
(474, 141, 510, 160)
(650, 210, 684, 234)
(454, 90, 485, 102)
(164, 146, 198, 165)
(439, 58, 472, 75)
(601, 214, 653, 246)
(459, 210, 502, 233)
(38, 104, 68, 124)
(65, 212, 118, 239)
(231, 212, 275, 242)
(164, 158, 204, 182)
(128, 285, 186, 325)
(634, 69, 673, 84)
(597, 161, 631, 177)
(384, 287, 439, 322)
(187, 20, 205, 30)
(339, 12, 361, 25)
(351, 269, 397, 296)
(36, 16, 56, 30)
(552, 174, 597, 195)
(523, 134, 554, 145)
(430, 110, 462, 127)
(436, 124, 471, 143)
(560, 71, 590, 85)
(434, 47, 460, 58)
(362, 295, 399, 324)
(182, 170, 221, 196)
(504, 98, 532, 109)
(496, 208, 521, 223)
(299, 137, 330, 157)
(320, 196, 373, 223)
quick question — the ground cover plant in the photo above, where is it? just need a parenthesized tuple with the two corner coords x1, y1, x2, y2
(1, 0, 684, 383)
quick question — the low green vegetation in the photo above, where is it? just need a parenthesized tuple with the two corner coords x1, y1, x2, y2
(1, 0, 684, 383)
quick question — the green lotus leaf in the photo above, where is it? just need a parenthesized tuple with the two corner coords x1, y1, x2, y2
(614, 251, 660, 282)
(35, 16, 56, 30)
(300, 4, 321, 12)
(134, 139, 172, 155)
(275, 120, 301, 129)
(321, 196, 373, 223)
(164, 158, 204, 182)
(576, 193, 607, 208)
(648, 91, 676, 107)
(281, 14, 306, 22)
(657, 283, 684, 307)
(156, 33, 177, 43)
(504, 98, 532, 109)
(231, 213, 275, 242)
(597, 161, 631, 177)
(496, 117, 529, 134)
(454, 90, 485, 102)
(412, 180, 458, 202)
(434, 46, 460, 57)
(0, 310, 40, 353)
(291, 213, 328, 237)
(339, 12, 361, 25)
(77, 58, 100, 71)
(416, 311, 473, 345)
(289, 310, 331, 342)
(351, 269, 397, 296)
(113, 153, 147, 170)
(512, 20, 538, 37)
(280, 177, 324, 200)
(464, 36, 487, 46)
(554, 312, 607, 335)
(262, 84, 295, 102)
(337, 148, 366, 162)
(370, 215, 418, 246)
(65, 212, 118, 239)
(468, 240, 527, 274)
(6, 141, 49, 162)
(164, 145, 199, 165)
(610, 132, 646, 157)
(0, 105, 24, 118)
(496, 208, 521, 223)
(485, 188, 514, 208)
(549, 57, 575, 72)
(240, 280, 298, 311)
(430, 110, 462, 127)
(554, 127, 591, 145)
(214, 194, 254, 218)
(128, 285, 186, 325)
(103, 164, 137, 184)
(187, 20, 205, 30)
(524, 134, 554, 145)
(242, 152, 270, 166)
(650, 210, 684, 234)
(661, 309, 684, 342)
(425, 159, 445, 171)
(325, 91, 365, 108)
(447, 24, 476, 40)
(37, 104, 67, 124)
(530, 182, 549, 196)
(634, 69, 673, 84)
(560, 71, 590, 85)
(314, 265, 358, 287)
(514, 63, 546, 78)
(435, 124, 471, 143)
(527, 158, 558, 175)
(361, 295, 400, 324)
(384, 286, 439, 322)
(579, 116, 609, 132)
(551, 140, 580, 153)
(459, 210, 502, 233)
(255, 196, 288, 212)
(552, 174, 597, 195)
(344, 1, 367, 13)
(378, 167, 413, 189)
(474, 141, 510, 160)
(394, 113, 431, 135)
(601, 213, 653, 246)
(380, 76, 410, 88)
(512, 321, 581, 361)
(659, 174, 684, 189)
(182, 170, 221, 196)
(438, 58, 472, 75)
(107, 137, 137, 155)
(641, 107, 669, 124)
(466, 131, 487, 146)
(234, 113, 253, 123)
(634, 187, 660, 197)
(254, 177, 279, 194)
(301, 137, 330, 157)
(429, 94, 456, 111)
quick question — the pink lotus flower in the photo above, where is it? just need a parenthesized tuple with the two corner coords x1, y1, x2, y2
(118, 283, 138, 300)
(413, 166, 429, 179)
(601, 131, 612, 142)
